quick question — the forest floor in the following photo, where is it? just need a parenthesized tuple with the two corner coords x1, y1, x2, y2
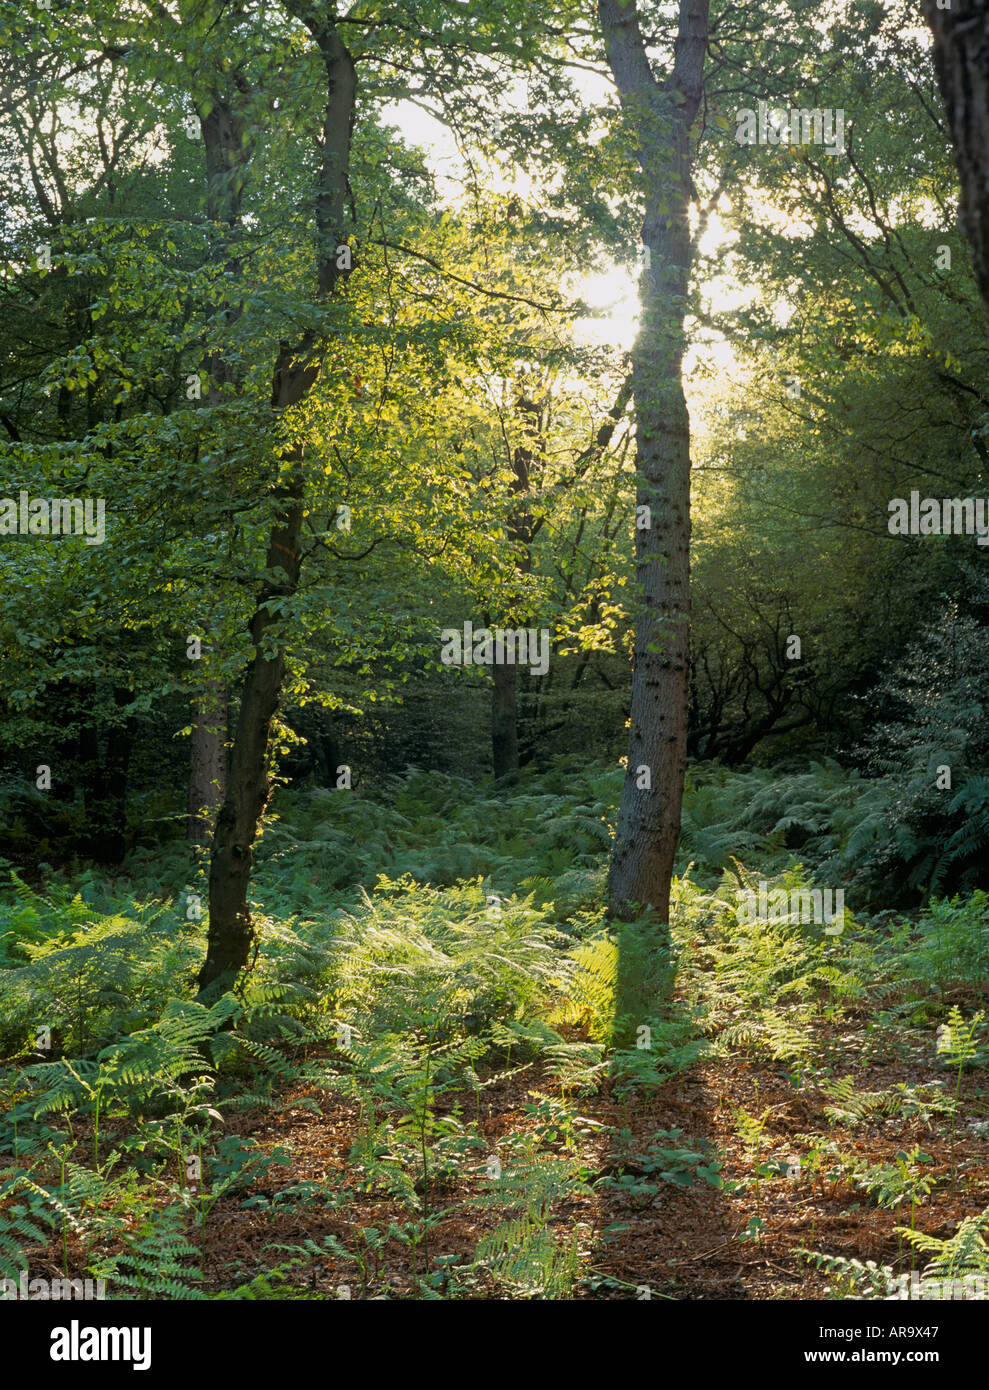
(4, 762, 989, 1300)
(167, 1009, 987, 1300)
(36, 995, 984, 1301)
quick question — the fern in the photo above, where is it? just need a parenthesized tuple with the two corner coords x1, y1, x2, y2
(796, 1248, 899, 1300)
(800, 1206, 989, 1299)
(471, 1214, 580, 1299)
(94, 1205, 205, 1300)
(0, 1182, 54, 1282)
(897, 1205, 989, 1285)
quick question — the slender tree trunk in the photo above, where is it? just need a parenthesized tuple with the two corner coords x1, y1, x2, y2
(926, 1, 989, 315)
(598, 0, 708, 927)
(491, 663, 519, 777)
(79, 687, 135, 863)
(188, 680, 228, 846)
(198, 439, 308, 991)
(489, 394, 541, 776)
(185, 93, 248, 845)
(198, 14, 356, 994)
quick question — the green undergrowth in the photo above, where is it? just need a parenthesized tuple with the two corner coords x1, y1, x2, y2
(1, 758, 987, 1298)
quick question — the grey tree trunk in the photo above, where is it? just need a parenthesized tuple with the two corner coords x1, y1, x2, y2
(492, 663, 520, 777)
(598, 0, 709, 928)
(185, 91, 249, 845)
(188, 681, 228, 846)
(490, 394, 540, 778)
(926, 1, 989, 314)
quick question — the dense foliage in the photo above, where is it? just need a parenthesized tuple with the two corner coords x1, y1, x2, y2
(1, 0, 988, 1313)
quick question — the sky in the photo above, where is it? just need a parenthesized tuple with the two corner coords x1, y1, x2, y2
(380, 90, 743, 383)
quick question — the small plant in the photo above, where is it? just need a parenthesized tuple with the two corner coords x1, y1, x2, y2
(938, 1006, 986, 1169)
(93, 1204, 205, 1300)
(796, 1248, 898, 1300)
(800, 1205, 989, 1300)
(468, 1139, 588, 1300)
(604, 1127, 723, 1190)
(897, 1204, 989, 1291)
(821, 1076, 955, 1128)
(848, 1147, 937, 1238)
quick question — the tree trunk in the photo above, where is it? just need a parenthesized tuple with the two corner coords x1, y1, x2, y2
(80, 687, 135, 863)
(491, 662, 519, 777)
(197, 14, 356, 994)
(188, 680, 228, 846)
(488, 394, 541, 776)
(926, 1, 989, 314)
(198, 440, 307, 992)
(185, 87, 254, 847)
(598, 0, 708, 927)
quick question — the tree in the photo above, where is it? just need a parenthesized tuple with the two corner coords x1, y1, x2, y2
(926, 0, 989, 316)
(196, 0, 357, 993)
(687, 0, 989, 764)
(194, 0, 582, 989)
(597, 0, 709, 928)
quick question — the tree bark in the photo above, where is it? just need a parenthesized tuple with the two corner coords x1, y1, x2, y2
(197, 13, 356, 994)
(185, 92, 249, 845)
(198, 430, 309, 992)
(926, 1, 989, 315)
(598, 0, 708, 927)
(489, 393, 540, 777)
(188, 680, 228, 846)
(491, 662, 520, 777)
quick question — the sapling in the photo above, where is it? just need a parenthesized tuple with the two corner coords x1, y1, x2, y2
(938, 1007, 985, 1174)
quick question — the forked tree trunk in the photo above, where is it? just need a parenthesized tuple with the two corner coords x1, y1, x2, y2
(198, 14, 356, 994)
(926, 1, 989, 315)
(598, 0, 708, 927)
